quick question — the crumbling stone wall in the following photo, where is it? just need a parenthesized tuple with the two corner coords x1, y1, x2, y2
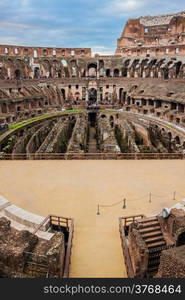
(97, 115, 121, 153)
(36, 119, 67, 153)
(115, 120, 139, 153)
(170, 209, 185, 241)
(67, 114, 88, 153)
(26, 120, 56, 154)
(156, 245, 185, 278)
(40, 118, 75, 153)
(0, 217, 38, 277)
(128, 227, 148, 277)
(0, 217, 65, 278)
(12, 123, 43, 154)
(149, 124, 173, 153)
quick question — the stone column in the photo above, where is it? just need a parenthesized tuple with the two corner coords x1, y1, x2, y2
(154, 100, 158, 108)
(86, 89, 88, 102)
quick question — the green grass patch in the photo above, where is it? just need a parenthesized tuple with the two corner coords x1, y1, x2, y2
(8, 109, 84, 130)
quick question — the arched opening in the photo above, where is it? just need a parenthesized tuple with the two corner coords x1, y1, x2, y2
(43, 49, 48, 56)
(75, 92, 80, 101)
(34, 67, 40, 79)
(61, 89, 66, 100)
(105, 92, 109, 101)
(2, 103, 7, 114)
(99, 60, 105, 77)
(70, 60, 78, 77)
(15, 69, 21, 80)
(114, 69, 119, 77)
(119, 88, 123, 103)
(168, 132, 172, 140)
(88, 112, 97, 127)
(88, 88, 97, 104)
(177, 232, 185, 247)
(163, 68, 169, 80)
(176, 61, 182, 77)
(110, 116, 114, 128)
(122, 67, 127, 77)
(175, 136, 180, 145)
(106, 69, 111, 77)
(88, 63, 97, 78)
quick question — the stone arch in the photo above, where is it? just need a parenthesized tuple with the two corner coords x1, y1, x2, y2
(168, 132, 172, 140)
(176, 61, 182, 77)
(163, 68, 169, 80)
(74, 92, 80, 101)
(34, 67, 40, 79)
(57, 71, 62, 78)
(114, 69, 119, 77)
(121, 67, 127, 77)
(99, 60, 104, 69)
(2, 103, 7, 113)
(15, 69, 21, 79)
(176, 232, 185, 247)
(174, 136, 181, 145)
(43, 49, 48, 56)
(70, 59, 78, 77)
(61, 89, 66, 100)
(99, 60, 105, 77)
(88, 88, 97, 103)
(119, 88, 124, 102)
(106, 69, 111, 77)
(42, 59, 52, 77)
(88, 63, 97, 78)
(104, 92, 109, 101)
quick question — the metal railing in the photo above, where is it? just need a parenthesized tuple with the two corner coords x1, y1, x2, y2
(120, 214, 145, 228)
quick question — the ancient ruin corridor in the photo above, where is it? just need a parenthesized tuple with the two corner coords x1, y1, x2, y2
(1, 111, 184, 158)
(0, 160, 185, 277)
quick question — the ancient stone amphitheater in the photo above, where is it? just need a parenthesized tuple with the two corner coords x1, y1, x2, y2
(1, 10, 185, 278)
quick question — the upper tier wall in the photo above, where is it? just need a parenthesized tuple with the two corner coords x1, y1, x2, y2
(0, 45, 92, 58)
(116, 11, 185, 56)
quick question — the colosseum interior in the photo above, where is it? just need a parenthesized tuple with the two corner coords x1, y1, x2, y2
(1, 10, 185, 279)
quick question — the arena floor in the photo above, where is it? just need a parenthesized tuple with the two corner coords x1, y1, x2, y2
(0, 160, 185, 278)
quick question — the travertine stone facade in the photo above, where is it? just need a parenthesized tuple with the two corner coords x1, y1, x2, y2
(116, 11, 185, 57)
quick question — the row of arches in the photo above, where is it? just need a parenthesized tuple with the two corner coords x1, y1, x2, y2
(0, 57, 184, 80)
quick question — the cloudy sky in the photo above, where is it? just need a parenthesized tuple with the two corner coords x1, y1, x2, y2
(0, 0, 185, 54)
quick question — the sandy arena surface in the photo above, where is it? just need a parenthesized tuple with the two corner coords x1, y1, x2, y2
(0, 160, 185, 278)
